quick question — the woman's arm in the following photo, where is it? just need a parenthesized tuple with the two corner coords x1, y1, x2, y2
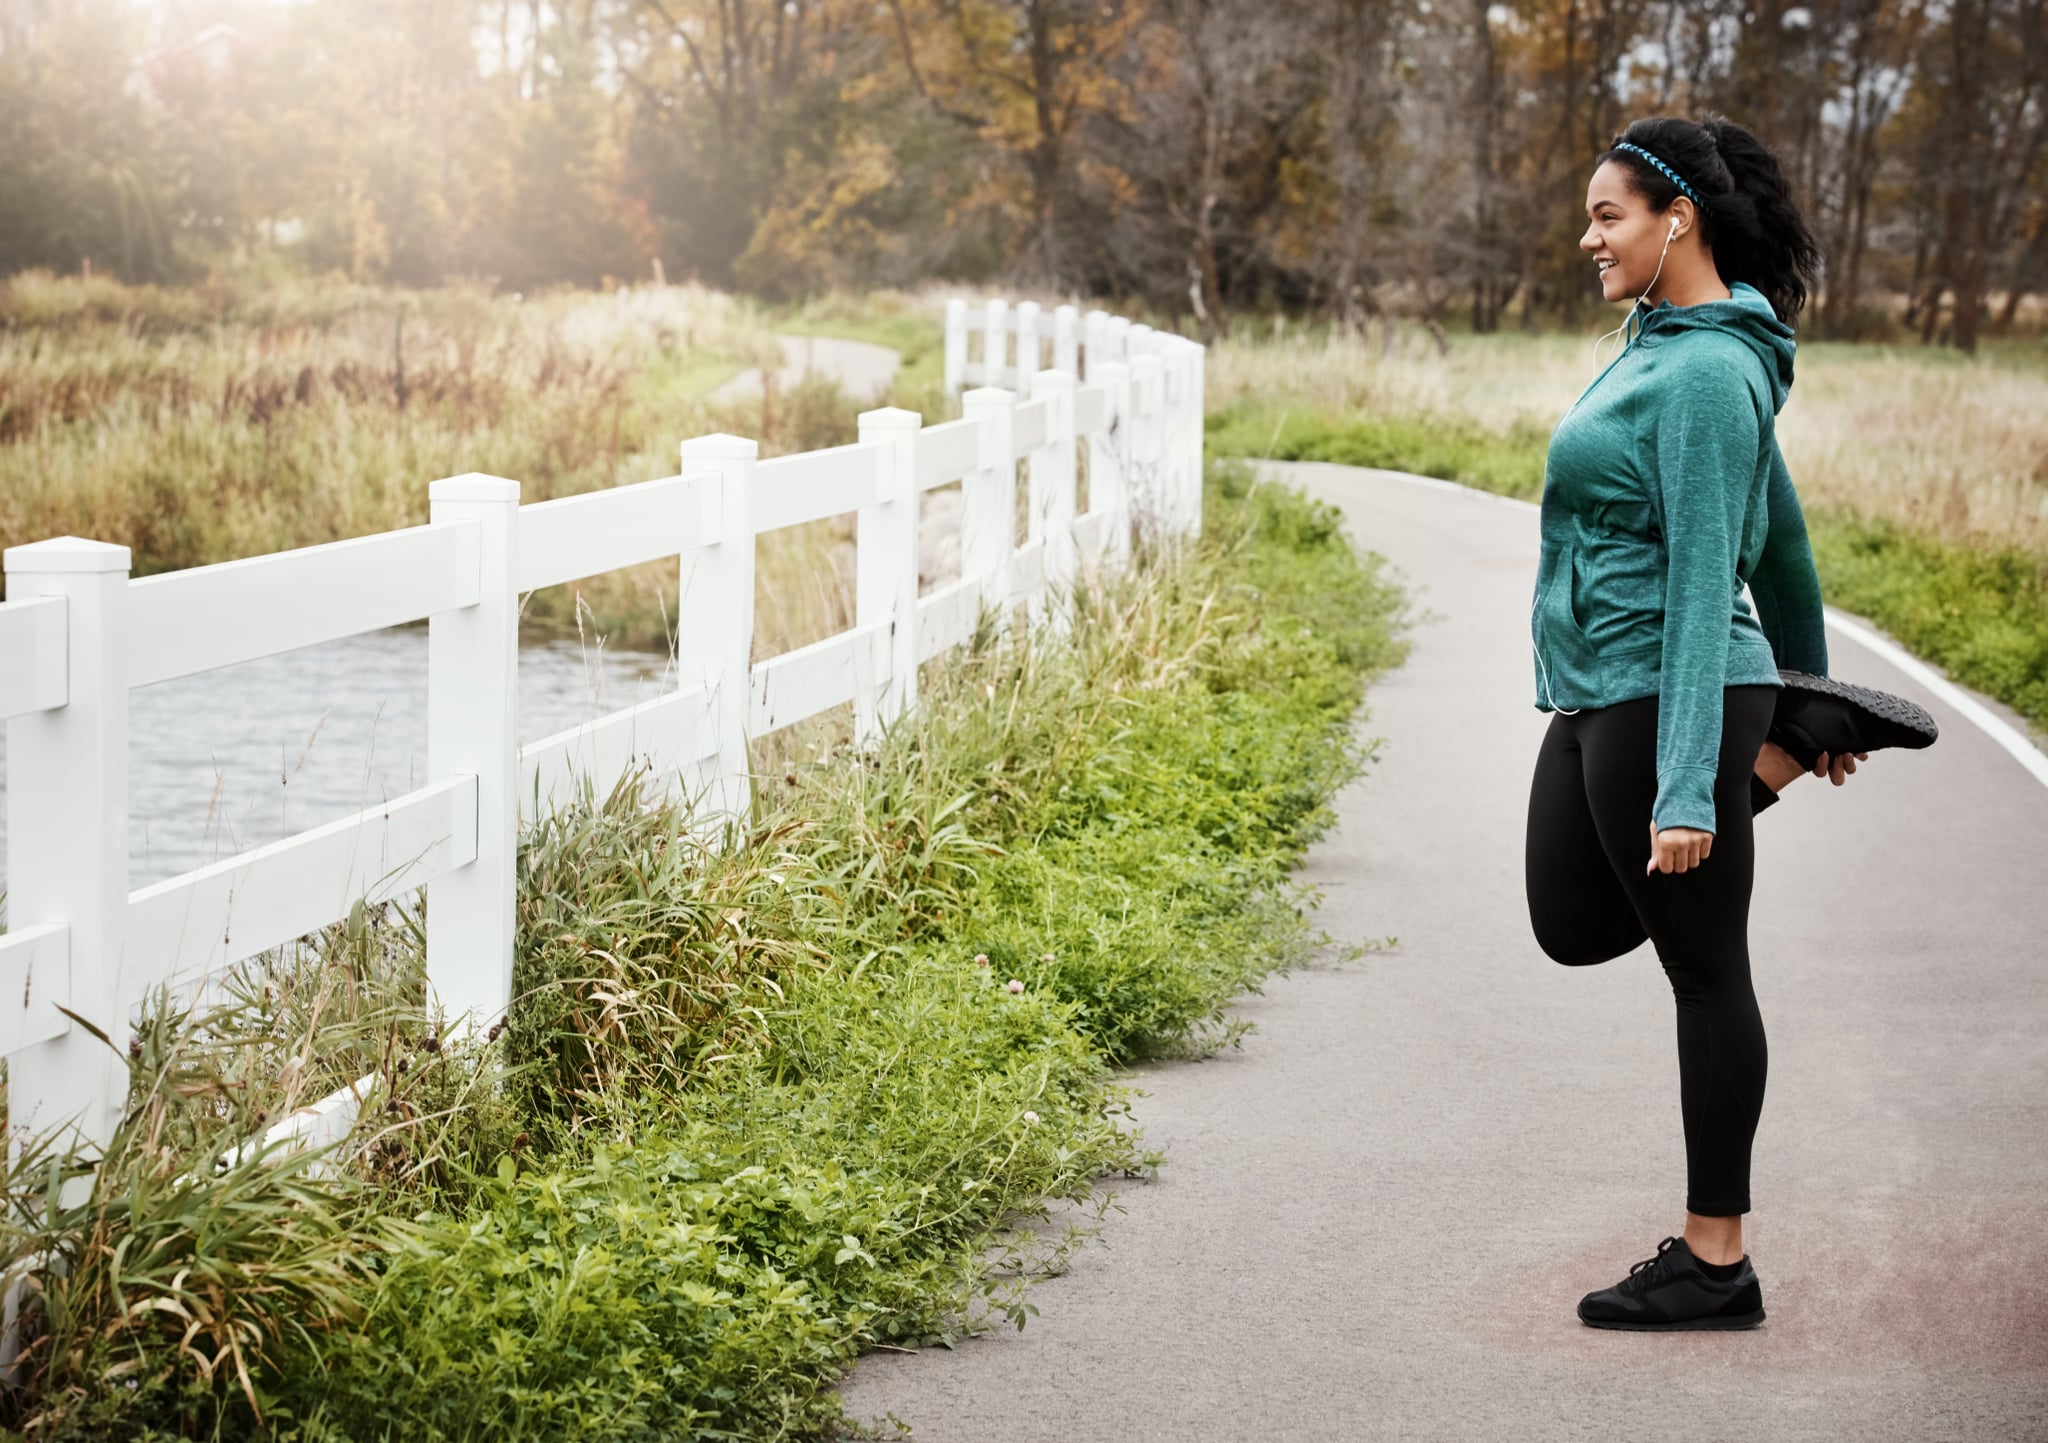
(1747, 442, 1830, 676)
(1651, 360, 1764, 839)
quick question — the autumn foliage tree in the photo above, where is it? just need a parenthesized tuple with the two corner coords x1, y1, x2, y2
(0, 0, 2040, 347)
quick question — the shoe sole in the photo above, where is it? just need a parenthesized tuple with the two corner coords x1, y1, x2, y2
(1773, 669, 1938, 767)
(1579, 1308, 1765, 1331)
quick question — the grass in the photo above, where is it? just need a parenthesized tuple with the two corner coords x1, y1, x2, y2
(0, 457, 1412, 1441)
(0, 271, 871, 652)
(1198, 317, 2048, 739)
(1205, 401, 1550, 499)
(1804, 509, 2048, 731)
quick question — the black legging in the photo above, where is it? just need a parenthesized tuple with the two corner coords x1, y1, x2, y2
(1524, 683, 1778, 1217)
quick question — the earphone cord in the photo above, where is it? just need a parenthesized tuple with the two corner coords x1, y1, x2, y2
(1531, 587, 1581, 715)
(1589, 218, 1678, 371)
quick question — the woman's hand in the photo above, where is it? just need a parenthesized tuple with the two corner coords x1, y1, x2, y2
(1646, 820, 1713, 876)
(1813, 749, 1868, 785)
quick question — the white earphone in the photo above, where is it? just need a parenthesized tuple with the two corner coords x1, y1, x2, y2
(1590, 212, 1683, 369)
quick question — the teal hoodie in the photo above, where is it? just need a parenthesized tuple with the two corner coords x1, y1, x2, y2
(1531, 279, 1830, 837)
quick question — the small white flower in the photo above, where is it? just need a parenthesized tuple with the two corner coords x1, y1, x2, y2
(1006, 979, 1025, 994)
(975, 952, 990, 967)
(1039, 951, 1055, 962)
(1022, 1110, 1039, 1125)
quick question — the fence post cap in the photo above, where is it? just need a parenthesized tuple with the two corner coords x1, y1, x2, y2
(857, 406, 922, 431)
(429, 473, 521, 503)
(4, 537, 132, 574)
(680, 433, 759, 461)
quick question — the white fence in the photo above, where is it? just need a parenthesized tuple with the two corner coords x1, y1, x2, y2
(0, 297, 1206, 1170)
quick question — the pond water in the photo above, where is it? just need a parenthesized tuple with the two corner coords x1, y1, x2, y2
(0, 630, 675, 895)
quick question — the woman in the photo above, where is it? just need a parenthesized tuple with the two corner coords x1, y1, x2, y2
(1522, 113, 1869, 1332)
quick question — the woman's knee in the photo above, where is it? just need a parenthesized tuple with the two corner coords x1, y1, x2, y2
(1540, 938, 1637, 967)
(1530, 907, 1646, 966)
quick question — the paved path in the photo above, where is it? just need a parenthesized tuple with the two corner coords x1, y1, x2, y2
(708, 334, 901, 405)
(834, 460, 2048, 1441)
(707, 333, 975, 588)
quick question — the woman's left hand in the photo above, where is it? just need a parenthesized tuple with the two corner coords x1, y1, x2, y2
(1646, 820, 1713, 876)
(1813, 749, 1869, 785)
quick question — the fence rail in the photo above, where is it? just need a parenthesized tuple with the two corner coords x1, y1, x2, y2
(0, 296, 1205, 1175)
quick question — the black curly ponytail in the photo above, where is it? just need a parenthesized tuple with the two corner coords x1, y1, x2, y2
(1597, 112, 1823, 327)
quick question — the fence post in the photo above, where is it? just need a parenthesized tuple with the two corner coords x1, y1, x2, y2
(1186, 338, 1206, 539)
(1128, 353, 1165, 551)
(1085, 360, 1132, 575)
(1082, 310, 1109, 379)
(3, 538, 129, 1178)
(425, 475, 520, 1036)
(1161, 341, 1190, 537)
(982, 298, 1008, 389)
(1053, 305, 1079, 376)
(678, 434, 757, 843)
(1107, 314, 1130, 362)
(961, 386, 1017, 635)
(855, 406, 922, 743)
(943, 298, 967, 407)
(1028, 368, 1078, 635)
(1015, 301, 1040, 389)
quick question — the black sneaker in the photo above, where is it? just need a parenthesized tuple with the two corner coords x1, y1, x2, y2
(1576, 1235, 1766, 1331)
(1769, 669, 1938, 773)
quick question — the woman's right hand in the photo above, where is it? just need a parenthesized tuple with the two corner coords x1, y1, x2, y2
(1812, 750, 1869, 785)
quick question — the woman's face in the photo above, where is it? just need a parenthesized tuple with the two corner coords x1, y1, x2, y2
(1580, 160, 1673, 304)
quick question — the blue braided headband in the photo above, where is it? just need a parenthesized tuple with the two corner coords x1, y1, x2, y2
(1612, 142, 1710, 213)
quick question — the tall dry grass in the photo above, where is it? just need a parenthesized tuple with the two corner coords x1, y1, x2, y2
(0, 272, 876, 652)
(1206, 319, 2048, 553)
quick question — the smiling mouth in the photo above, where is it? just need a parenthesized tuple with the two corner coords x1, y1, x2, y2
(1596, 259, 1619, 275)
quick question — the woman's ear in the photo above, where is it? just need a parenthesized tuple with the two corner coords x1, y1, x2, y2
(1670, 196, 1698, 240)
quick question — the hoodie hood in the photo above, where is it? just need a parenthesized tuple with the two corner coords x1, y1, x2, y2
(1625, 280, 1797, 415)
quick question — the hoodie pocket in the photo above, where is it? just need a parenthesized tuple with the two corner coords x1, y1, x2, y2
(1544, 538, 1595, 657)
(1562, 543, 1591, 640)
(1534, 537, 1596, 705)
